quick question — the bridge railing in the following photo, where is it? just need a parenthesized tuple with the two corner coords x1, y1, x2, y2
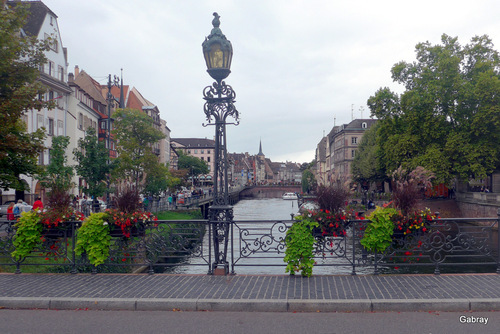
(0, 216, 498, 275)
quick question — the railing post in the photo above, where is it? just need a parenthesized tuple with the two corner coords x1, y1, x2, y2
(70, 221, 77, 274)
(351, 220, 356, 276)
(497, 209, 500, 274)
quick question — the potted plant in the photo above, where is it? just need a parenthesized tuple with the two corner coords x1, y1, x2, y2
(105, 188, 157, 238)
(11, 210, 43, 261)
(283, 214, 318, 277)
(75, 212, 111, 266)
(360, 206, 399, 253)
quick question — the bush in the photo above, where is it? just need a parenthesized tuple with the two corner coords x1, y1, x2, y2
(316, 184, 350, 213)
(391, 166, 434, 215)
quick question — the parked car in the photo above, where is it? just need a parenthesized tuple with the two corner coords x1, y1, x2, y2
(84, 199, 107, 211)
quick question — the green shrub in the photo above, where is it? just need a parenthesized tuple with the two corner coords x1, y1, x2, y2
(284, 215, 318, 277)
(75, 212, 111, 266)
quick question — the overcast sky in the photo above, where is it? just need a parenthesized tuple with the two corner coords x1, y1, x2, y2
(42, 0, 500, 163)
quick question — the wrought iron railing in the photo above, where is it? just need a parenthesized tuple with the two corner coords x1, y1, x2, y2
(0, 216, 498, 275)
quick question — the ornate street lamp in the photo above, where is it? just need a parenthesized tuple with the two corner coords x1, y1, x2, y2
(202, 12, 239, 275)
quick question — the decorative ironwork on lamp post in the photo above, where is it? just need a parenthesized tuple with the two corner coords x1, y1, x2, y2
(202, 12, 239, 275)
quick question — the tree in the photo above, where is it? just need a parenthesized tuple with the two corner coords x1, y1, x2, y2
(0, 4, 51, 194)
(143, 161, 181, 198)
(177, 151, 209, 186)
(351, 122, 386, 186)
(301, 169, 316, 194)
(111, 108, 166, 189)
(37, 136, 73, 209)
(73, 128, 111, 199)
(368, 34, 500, 183)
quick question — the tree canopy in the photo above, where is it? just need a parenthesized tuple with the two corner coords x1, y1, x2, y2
(351, 122, 386, 186)
(177, 151, 209, 186)
(0, 4, 51, 191)
(73, 128, 111, 199)
(111, 108, 166, 189)
(368, 34, 500, 183)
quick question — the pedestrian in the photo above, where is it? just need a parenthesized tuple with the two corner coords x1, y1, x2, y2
(32, 197, 43, 211)
(13, 199, 23, 217)
(6, 202, 15, 220)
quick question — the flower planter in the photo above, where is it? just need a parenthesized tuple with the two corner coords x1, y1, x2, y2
(110, 222, 147, 238)
(42, 224, 74, 239)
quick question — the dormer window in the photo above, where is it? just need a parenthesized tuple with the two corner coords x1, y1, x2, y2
(362, 122, 367, 129)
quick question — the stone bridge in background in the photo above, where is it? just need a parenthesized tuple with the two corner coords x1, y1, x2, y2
(239, 185, 302, 199)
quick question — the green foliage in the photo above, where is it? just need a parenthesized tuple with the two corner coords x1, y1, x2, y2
(75, 212, 111, 266)
(73, 128, 111, 198)
(361, 206, 398, 253)
(111, 108, 166, 188)
(38, 136, 73, 193)
(11, 211, 43, 261)
(301, 169, 316, 193)
(368, 34, 500, 182)
(284, 216, 318, 277)
(0, 4, 50, 191)
(351, 122, 386, 185)
(177, 151, 209, 185)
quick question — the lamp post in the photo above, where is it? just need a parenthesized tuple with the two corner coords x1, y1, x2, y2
(202, 12, 239, 275)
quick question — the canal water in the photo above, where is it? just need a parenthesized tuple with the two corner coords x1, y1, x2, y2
(169, 198, 374, 275)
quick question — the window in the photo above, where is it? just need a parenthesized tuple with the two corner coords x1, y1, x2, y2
(47, 118, 54, 136)
(49, 90, 54, 101)
(38, 151, 44, 165)
(352, 137, 357, 144)
(207, 157, 211, 163)
(57, 120, 63, 136)
(207, 150, 210, 154)
(48, 61, 53, 76)
(201, 157, 204, 161)
(58, 66, 64, 81)
(362, 122, 367, 129)
(37, 114, 44, 130)
(201, 150, 204, 154)
(352, 150, 356, 158)
(78, 113, 83, 130)
(194, 149, 198, 154)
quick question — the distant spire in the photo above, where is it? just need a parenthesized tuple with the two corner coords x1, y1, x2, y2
(119, 68, 125, 108)
(258, 139, 264, 156)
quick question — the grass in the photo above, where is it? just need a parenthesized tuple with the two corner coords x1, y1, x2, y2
(155, 209, 203, 220)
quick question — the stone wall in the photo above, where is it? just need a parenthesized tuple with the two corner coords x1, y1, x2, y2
(455, 192, 500, 218)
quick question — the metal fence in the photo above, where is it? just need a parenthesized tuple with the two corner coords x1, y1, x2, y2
(0, 216, 498, 275)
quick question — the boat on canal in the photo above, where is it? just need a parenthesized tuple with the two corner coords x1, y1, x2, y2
(282, 192, 298, 200)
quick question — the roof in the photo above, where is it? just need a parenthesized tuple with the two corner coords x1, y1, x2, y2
(316, 136, 327, 162)
(8, 1, 57, 37)
(171, 138, 215, 148)
(72, 70, 108, 105)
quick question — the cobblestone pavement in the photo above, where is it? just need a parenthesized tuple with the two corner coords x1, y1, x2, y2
(1, 273, 500, 312)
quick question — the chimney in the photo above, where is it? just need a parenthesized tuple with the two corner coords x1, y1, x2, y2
(74, 65, 79, 77)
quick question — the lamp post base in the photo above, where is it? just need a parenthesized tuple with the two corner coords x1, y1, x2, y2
(209, 205, 233, 275)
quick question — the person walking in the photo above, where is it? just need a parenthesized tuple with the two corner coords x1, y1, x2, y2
(32, 197, 43, 211)
(13, 200, 23, 218)
(6, 202, 15, 220)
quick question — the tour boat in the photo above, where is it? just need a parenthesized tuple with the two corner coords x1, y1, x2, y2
(282, 192, 298, 200)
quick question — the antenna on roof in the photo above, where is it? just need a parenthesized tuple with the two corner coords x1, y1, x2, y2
(351, 104, 354, 121)
(359, 106, 364, 119)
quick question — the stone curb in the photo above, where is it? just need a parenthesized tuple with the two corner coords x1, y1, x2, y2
(2, 297, 500, 312)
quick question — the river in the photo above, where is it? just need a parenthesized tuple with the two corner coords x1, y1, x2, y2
(164, 197, 499, 275)
(167, 198, 373, 275)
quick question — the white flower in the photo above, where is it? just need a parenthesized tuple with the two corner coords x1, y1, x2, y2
(103, 222, 108, 226)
